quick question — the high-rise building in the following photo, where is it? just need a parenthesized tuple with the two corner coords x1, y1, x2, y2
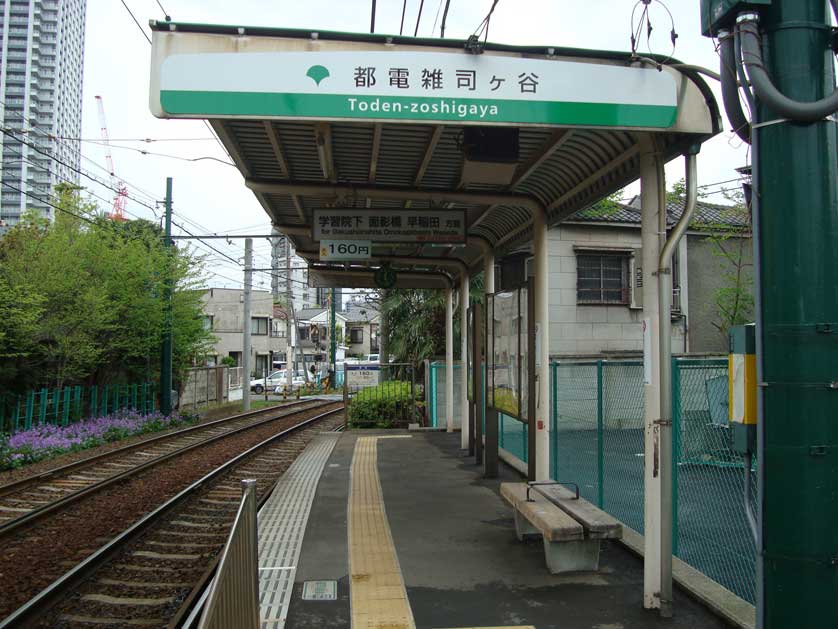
(0, 0, 86, 227)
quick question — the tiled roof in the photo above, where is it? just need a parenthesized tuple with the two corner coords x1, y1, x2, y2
(344, 304, 379, 322)
(295, 307, 327, 321)
(568, 195, 750, 230)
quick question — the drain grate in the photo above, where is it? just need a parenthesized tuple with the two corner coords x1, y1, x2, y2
(301, 580, 337, 601)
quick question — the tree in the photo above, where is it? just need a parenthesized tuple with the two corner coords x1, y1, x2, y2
(380, 274, 484, 368)
(667, 179, 754, 341)
(0, 185, 213, 394)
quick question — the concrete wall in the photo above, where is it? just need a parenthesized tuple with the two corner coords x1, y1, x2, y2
(685, 234, 754, 353)
(180, 366, 228, 409)
(201, 288, 287, 371)
(548, 224, 687, 356)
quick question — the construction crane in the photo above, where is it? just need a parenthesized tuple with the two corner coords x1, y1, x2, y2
(94, 95, 128, 221)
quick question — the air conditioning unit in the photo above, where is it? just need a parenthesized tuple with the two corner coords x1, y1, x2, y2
(629, 249, 643, 309)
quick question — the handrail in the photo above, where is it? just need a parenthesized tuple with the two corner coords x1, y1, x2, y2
(198, 479, 260, 629)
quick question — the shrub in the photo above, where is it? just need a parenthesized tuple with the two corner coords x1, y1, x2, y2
(348, 381, 417, 428)
(0, 410, 193, 470)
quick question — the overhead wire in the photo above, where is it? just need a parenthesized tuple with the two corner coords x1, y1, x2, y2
(120, 0, 152, 45)
(0, 105, 162, 208)
(413, 0, 425, 37)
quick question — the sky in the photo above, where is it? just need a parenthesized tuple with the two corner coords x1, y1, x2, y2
(80, 0, 750, 292)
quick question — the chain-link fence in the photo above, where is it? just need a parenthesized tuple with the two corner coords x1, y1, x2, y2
(426, 354, 755, 604)
(550, 358, 756, 604)
(673, 358, 757, 604)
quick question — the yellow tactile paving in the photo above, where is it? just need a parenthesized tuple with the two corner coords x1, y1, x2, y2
(349, 436, 416, 629)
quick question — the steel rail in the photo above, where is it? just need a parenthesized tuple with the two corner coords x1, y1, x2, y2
(0, 399, 313, 498)
(172, 421, 346, 628)
(0, 400, 330, 539)
(0, 404, 344, 628)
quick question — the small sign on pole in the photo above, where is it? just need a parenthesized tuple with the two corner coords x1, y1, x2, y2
(319, 239, 372, 261)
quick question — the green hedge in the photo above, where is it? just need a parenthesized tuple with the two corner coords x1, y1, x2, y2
(348, 381, 417, 428)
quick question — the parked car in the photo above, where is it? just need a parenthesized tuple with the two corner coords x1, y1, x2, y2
(250, 370, 300, 393)
(365, 353, 380, 363)
(273, 371, 307, 393)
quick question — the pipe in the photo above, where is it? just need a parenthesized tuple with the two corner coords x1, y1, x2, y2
(658, 151, 698, 618)
(719, 30, 751, 143)
(739, 15, 838, 122)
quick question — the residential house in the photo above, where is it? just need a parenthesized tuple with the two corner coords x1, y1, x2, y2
(200, 288, 287, 376)
(343, 303, 381, 358)
(539, 196, 751, 356)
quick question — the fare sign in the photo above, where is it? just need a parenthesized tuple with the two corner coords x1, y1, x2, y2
(319, 239, 372, 261)
(313, 209, 466, 243)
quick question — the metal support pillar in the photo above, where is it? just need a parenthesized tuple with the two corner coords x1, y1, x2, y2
(533, 206, 551, 481)
(472, 301, 484, 465)
(639, 136, 663, 610)
(160, 177, 173, 416)
(460, 274, 470, 449)
(242, 238, 253, 412)
(445, 284, 454, 432)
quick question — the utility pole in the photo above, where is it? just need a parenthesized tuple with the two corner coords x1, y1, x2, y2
(285, 236, 294, 390)
(330, 287, 337, 387)
(748, 3, 838, 626)
(242, 238, 253, 411)
(703, 2, 838, 626)
(160, 178, 173, 415)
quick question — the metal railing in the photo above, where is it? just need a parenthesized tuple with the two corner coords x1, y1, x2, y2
(198, 479, 260, 629)
(0, 382, 157, 434)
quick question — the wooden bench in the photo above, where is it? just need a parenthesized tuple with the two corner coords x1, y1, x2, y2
(500, 481, 622, 574)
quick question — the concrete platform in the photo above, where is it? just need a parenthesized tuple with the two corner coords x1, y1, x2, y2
(285, 431, 730, 629)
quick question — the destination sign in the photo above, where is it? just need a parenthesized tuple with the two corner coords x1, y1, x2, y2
(313, 209, 466, 243)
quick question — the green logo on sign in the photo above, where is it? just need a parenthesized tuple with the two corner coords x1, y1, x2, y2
(306, 65, 330, 86)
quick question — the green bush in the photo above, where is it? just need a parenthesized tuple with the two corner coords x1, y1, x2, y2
(348, 381, 416, 428)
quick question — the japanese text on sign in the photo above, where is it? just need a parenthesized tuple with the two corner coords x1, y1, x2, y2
(313, 209, 466, 243)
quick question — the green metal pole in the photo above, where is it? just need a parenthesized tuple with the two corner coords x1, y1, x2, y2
(596, 360, 604, 509)
(160, 178, 174, 416)
(330, 287, 337, 388)
(754, 3, 838, 626)
(671, 357, 680, 557)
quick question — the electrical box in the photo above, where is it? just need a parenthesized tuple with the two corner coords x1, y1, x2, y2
(700, 0, 772, 37)
(729, 324, 757, 453)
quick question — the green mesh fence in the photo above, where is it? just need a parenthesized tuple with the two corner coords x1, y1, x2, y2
(428, 355, 756, 603)
(550, 358, 756, 605)
(673, 359, 757, 604)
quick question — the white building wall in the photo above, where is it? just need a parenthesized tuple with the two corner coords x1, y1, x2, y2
(548, 224, 686, 356)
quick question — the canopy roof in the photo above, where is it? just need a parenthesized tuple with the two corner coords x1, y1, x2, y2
(150, 21, 721, 287)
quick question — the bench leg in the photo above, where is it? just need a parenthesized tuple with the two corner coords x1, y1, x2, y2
(513, 509, 541, 542)
(542, 539, 601, 574)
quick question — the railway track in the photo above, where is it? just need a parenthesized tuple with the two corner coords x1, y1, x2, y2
(0, 399, 321, 537)
(0, 401, 343, 623)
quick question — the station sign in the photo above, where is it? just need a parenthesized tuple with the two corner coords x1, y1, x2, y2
(319, 239, 372, 261)
(154, 50, 678, 128)
(313, 209, 466, 243)
(346, 363, 380, 388)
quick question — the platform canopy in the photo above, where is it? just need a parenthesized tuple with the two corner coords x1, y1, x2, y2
(149, 21, 721, 287)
